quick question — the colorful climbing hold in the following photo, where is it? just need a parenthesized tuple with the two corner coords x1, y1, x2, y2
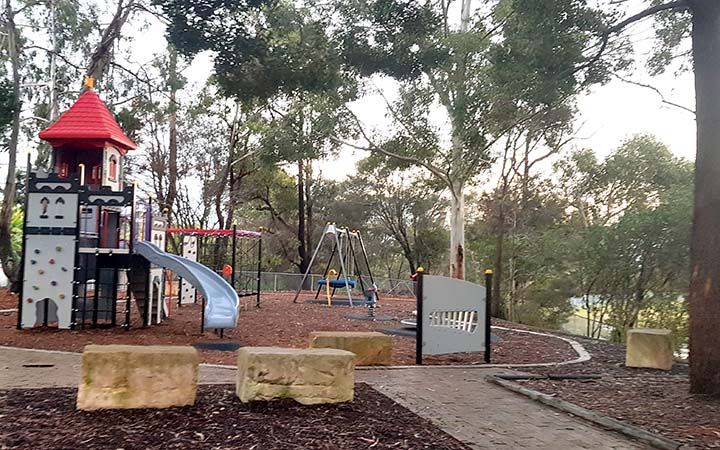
(38, 270, 44, 275)
(26, 298, 33, 303)
(61, 267, 68, 272)
(59, 294, 65, 299)
(55, 246, 62, 252)
(49, 259, 55, 264)
(34, 249, 40, 254)
(30, 260, 36, 265)
(50, 281, 57, 286)
(32, 285, 39, 290)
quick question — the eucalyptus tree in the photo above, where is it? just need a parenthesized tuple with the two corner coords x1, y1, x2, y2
(338, 163, 449, 275)
(554, 135, 693, 341)
(501, 0, 720, 397)
(0, 0, 23, 290)
(159, 0, 358, 275)
(262, 92, 357, 277)
(333, 0, 608, 278)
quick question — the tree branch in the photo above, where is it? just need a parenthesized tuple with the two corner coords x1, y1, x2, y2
(342, 107, 452, 186)
(606, 1, 689, 35)
(612, 73, 695, 114)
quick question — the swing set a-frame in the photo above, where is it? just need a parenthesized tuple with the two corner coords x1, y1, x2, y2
(292, 223, 377, 306)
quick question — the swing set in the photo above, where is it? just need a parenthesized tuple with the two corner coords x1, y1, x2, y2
(292, 223, 377, 307)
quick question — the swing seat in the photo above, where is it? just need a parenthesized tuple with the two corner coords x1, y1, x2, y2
(318, 279, 356, 289)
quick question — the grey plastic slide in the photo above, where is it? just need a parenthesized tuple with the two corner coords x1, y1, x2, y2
(134, 241, 239, 329)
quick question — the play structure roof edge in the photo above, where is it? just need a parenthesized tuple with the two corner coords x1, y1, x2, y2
(39, 89, 137, 152)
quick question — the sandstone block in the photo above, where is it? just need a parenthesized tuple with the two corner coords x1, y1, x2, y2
(626, 328, 673, 371)
(236, 347, 354, 405)
(309, 331, 393, 366)
(77, 345, 199, 410)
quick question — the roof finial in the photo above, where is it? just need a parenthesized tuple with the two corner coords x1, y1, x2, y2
(83, 75, 95, 90)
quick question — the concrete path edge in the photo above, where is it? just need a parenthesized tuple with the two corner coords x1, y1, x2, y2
(487, 375, 689, 450)
(0, 325, 592, 371)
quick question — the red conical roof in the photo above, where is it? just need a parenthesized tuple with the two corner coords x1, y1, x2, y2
(39, 89, 136, 152)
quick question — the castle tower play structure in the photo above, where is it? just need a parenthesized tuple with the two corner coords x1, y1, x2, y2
(17, 78, 241, 331)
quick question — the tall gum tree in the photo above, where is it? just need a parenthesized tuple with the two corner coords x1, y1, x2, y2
(335, 0, 608, 278)
(159, 0, 357, 276)
(512, 0, 720, 397)
(548, 0, 720, 399)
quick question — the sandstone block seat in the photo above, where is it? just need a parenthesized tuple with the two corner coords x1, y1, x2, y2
(236, 347, 354, 405)
(308, 331, 393, 366)
(625, 328, 674, 371)
(77, 345, 199, 411)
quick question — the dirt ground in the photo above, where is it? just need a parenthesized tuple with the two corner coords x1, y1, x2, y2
(0, 290, 577, 365)
(0, 384, 469, 450)
(522, 376, 720, 448)
(509, 333, 718, 449)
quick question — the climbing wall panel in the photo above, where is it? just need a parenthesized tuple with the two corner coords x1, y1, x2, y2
(21, 235, 76, 329)
(180, 235, 197, 304)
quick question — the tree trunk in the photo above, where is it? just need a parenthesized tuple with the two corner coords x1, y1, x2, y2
(84, 0, 134, 85)
(449, 185, 465, 279)
(297, 159, 309, 286)
(0, 1, 22, 291)
(36, 0, 58, 168)
(304, 159, 313, 259)
(165, 46, 179, 222)
(688, 0, 720, 395)
(492, 222, 505, 318)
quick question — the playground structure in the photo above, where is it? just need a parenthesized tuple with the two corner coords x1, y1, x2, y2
(292, 223, 377, 308)
(16, 78, 254, 333)
(166, 227, 262, 309)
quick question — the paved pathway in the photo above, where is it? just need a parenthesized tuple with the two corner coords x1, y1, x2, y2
(1, 346, 647, 449)
(0, 346, 235, 388)
(357, 367, 648, 449)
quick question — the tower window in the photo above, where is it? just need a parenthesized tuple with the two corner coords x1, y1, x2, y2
(108, 155, 118, 182)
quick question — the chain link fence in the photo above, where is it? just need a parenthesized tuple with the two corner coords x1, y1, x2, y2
(238, 271, 416, 298)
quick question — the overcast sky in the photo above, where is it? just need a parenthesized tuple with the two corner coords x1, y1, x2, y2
(145, 3, 696, 183)
(21, 1, 697, 188)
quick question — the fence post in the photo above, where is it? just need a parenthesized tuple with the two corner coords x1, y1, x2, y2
(484, 269, 493, 364)
(256, 231, 262, 308)
(231, 224, 237, 289)
(415, 267, 425, 365)
(273, 274, 278, 292)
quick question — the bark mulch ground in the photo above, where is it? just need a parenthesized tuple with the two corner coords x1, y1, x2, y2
(0, 384, 469, 450)
(0, 290, 578, 366)
(494, 327, 716, 448)
(0, 289, 16, 310)
(520, 376, 720, 448)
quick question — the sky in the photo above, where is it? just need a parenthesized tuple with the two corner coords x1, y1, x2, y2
(12, 1, 698, 187)
(171, 3, 696, 183)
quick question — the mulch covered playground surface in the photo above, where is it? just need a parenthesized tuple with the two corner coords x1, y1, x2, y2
(0, 290, 576, 366)
(4, 289, 720, 448)
(514, 335, 720, 448)
(0, 384, 469, 450)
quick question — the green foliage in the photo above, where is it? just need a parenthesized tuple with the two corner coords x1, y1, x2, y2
(159, 0, 347, 101)
(468, 133, 692, 334)
(10, 207, 23, 256)
(336, 0, 446, 80)
(555, 135, 692, 340)
(647, 3, 692, 75)
(491, 0, 608, 107)
(0, 79, 15, 132)
(259, 91, 357, 164)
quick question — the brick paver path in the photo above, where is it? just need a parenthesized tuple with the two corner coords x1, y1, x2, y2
(357, 367, 648, 450)
(0, 346, 235, 388)
(2, 347, 648, 449)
